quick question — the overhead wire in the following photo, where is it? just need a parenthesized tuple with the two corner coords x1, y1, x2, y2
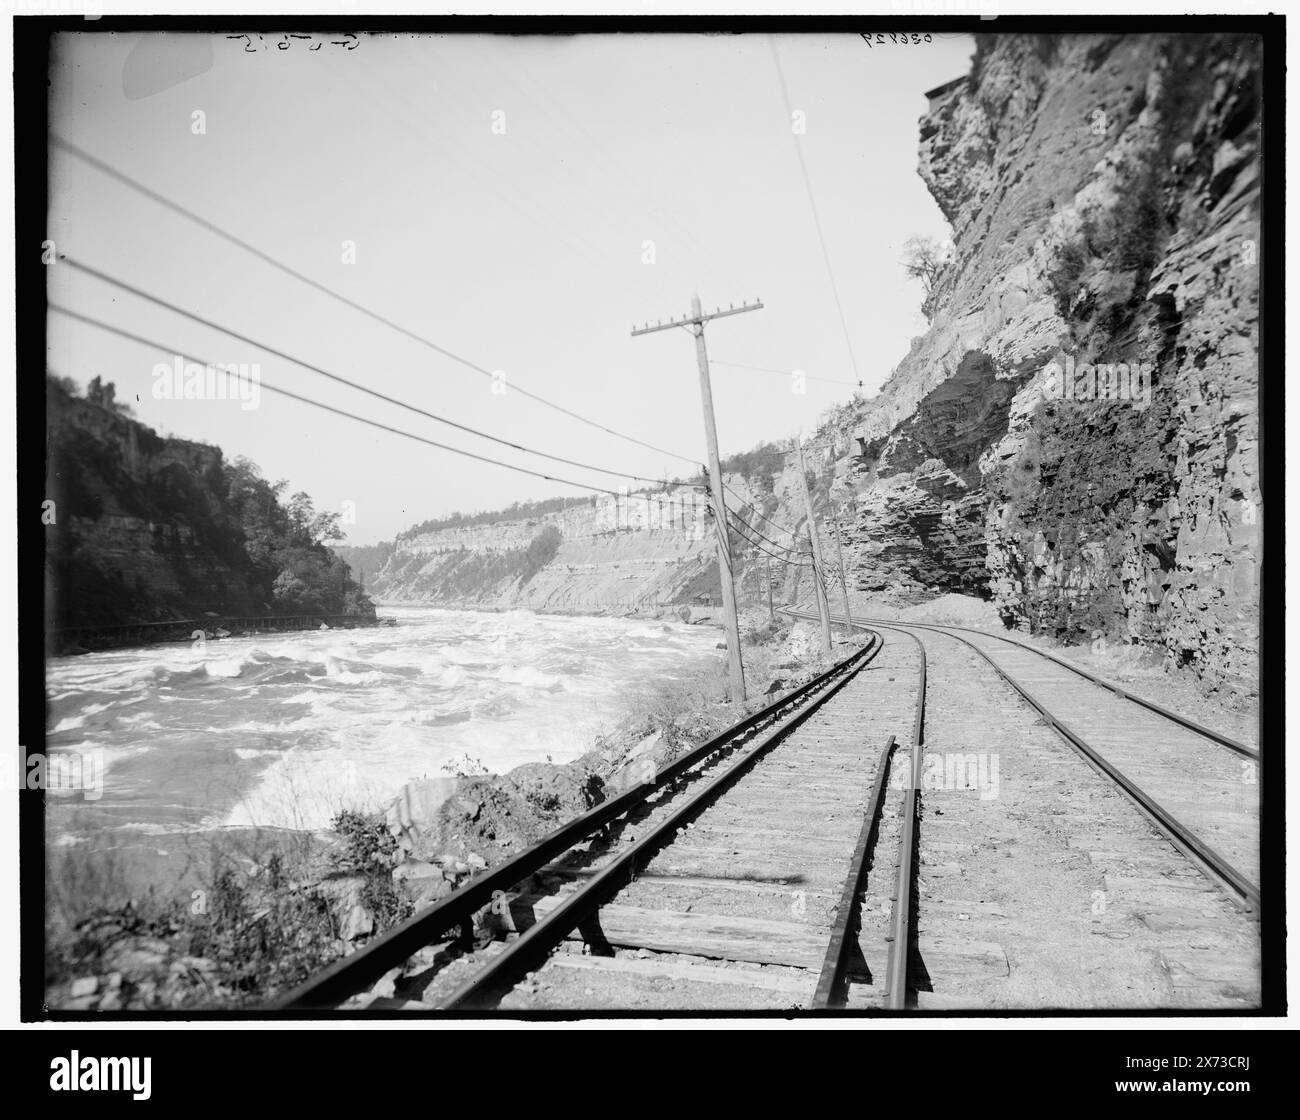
(50, 134, 703, 469)
(724, 507, 801, 556)
(50, 302, 702, 512)
(711, 358, 864, 389)
(767, 37, 863, 388)
(52, 135, 849, 556)
(59, 256, 675, 489)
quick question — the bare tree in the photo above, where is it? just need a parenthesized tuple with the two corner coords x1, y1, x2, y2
(900, 235, 949, 295)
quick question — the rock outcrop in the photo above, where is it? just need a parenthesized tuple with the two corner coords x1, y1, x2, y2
(369, 447, 856, 618)
(838, 33, 1261, 700)
(45, 378, 373, 639)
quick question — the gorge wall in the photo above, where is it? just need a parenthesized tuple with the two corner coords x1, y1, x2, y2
(369, 458, 848, 617)
(45, 379, 371, 636)
(46, 381, 262, 630)
(836, 32, 1261, 700)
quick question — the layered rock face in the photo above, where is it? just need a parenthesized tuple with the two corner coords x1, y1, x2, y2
(375, 489, 712, 609)
(45, 380, 372, 635)
(370, 448, 854, 616)
(45, 382, 266, 629)
(375, 482, 801, 612)
(839, 33, 1260, 699)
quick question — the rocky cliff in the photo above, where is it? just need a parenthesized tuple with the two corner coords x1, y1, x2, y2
(836, 32, 1261, 700)
(369, 430, 864, 620)
(45, 379, 372, 636)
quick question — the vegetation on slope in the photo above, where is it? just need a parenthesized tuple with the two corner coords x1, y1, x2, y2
(46, 375, 373, 627)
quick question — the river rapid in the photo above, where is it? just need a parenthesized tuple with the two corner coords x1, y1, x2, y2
(44, 606, 723, 849)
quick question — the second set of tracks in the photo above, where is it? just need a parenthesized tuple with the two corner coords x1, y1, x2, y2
(274, 610, 1261, 1013)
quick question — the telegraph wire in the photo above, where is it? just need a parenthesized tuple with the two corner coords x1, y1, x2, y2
(55, 278, 802, 554)
(55, 301, 813, 573)
(728, 520, 807, 567)
(60, 256, 674, 489)
(712, 359, 864, 389)
(722, 485, 801, 536)
(51, 147, 849, 558)
(391, 40, 711, 283)
(767, 38, 863, 388)
(50, 303, 702, 512)
(53, 139, 840, 495)
(51, 135, 703, 469)
(724, 507, 800, 557)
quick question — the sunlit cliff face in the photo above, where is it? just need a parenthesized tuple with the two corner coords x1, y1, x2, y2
(838, 33, 1260, 698)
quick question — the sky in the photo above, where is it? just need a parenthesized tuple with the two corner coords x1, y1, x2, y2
(47, 30, 973, 545)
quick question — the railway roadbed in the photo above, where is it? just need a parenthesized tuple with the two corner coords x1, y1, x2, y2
(491, 635, 924, 1010)
(280, 615, 1261, 1014)
(895, 624, 1260, 1010)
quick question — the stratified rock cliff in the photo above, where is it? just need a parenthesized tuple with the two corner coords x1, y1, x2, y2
(368, 435, 857, 618)
(837, 32, 1261, 700)
(45, 379, 372, 634)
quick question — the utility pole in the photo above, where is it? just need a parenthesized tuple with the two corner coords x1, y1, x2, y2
(825, 500, 854, 633)
(794, 436, 833, 655)
(633, 295, 763, 703)
(764, 553, 775, 622)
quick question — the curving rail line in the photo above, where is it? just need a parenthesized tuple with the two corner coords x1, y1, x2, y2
(274, 627, 889, 1012)
(880, 625, 926, 1010)
(810, 620, 930, 1009)
(274, 602, 1256, 1012)
(784, 608, 1260, 913)
(888, 618, 1257, 761)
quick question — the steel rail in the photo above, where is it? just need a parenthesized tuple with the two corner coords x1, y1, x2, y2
(876, 624, 927, 1011)
(437, 629, 886, 1010)
(890, 619, 1254, 760)
(868, 617, 1261, 913)
(810, 734, 897, 1009)
(781, 608, 1257, 760)
(786, 608, 927, 1009)
(271, 631, 879, 1011)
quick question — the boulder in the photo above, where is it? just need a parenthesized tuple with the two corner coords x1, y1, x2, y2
(392, 859, 455, 910)
(102, 937, 172, 980)
(316, 874, 376, 940)
(340, 903, 374, 941)
(387, 776, 460, 840)
(502, 762, 602, 819)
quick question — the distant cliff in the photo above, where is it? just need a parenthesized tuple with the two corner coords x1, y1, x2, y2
(365, 422, 859, 620)
(45, 377, 374, 635)
(372, 488, 725, 610)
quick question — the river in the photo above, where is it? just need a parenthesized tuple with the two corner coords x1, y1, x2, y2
(44, 606, 723, 848)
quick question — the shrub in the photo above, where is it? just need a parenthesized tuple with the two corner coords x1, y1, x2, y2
(45, 808, 417, 1009)
(520, 525, 562, 585)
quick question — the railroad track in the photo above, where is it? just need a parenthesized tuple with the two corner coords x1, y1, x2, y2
(273, 624, 933, 1012)
(274, 606, 1259, 1013)
(785, 609, 1260, 1009)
